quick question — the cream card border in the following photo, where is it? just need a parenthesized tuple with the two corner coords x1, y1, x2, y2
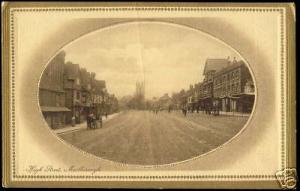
(2, 3, 296, 189)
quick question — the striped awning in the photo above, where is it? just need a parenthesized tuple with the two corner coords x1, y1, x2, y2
(41, 106, 71, 112)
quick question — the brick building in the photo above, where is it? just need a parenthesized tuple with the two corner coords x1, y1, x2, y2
(91, 79, 106, 119)
(198, 58, 230, 113)
(175, 57, 255, 115)
(213, 60, 255, 113)
(187, 84, 195, 111)
(190, 82, 202, 112)
(79, 68, 93, 120)
(64, 64, 109, 123)
(39, 51, 117, 128)
(63, 62, 84, 124)
(39, 51, 71, 128)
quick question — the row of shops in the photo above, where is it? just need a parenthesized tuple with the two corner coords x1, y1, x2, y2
(39, 51, 118, 129)
(175, 58, 255, 114)
(188, 94, 255, 114)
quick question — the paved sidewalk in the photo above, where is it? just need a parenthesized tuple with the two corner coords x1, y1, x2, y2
(173, 110, 250, 117)
(218, 111, 251, 117)
(53, 112, 121, 135)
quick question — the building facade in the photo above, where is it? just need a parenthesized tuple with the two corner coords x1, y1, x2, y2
(64, 63, 110, 123)
(174, 57, 255, 115)
(91, 79, 107, 119)
(213, 60, 255, 113)
(198, 58, 230, 113)
(39, 51, 70, 129)
(63, 62, 84, 124)
(39, 51, 115, 128)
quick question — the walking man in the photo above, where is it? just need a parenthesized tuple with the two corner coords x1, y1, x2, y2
(86, 113, 91, 129)
(182, 106, 187, 117)
(91, 113, 96, 129)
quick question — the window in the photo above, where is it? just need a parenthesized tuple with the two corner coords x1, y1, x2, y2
(82, 95, 86, 103)
(76, 78, 80, 85)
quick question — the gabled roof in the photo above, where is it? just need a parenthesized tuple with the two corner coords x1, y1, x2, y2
(203, 59, 230, 75)
(80, 68, 91, 88)
(64, 62, 80, 80)
(214, 60, 245, 76)
(94, 80, 106, 92)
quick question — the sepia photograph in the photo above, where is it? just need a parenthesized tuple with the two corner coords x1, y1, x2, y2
(39, 22, 256, 165)
(2, 2, 296, 189)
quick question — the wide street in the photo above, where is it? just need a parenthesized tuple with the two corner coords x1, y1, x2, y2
(59, 110, 249, 165)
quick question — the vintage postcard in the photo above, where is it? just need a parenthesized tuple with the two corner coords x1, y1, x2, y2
(2, 2, 296, 189)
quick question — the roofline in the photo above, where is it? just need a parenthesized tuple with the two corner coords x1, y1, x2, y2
(203, 59, 208, 75)
(203, 58, 229, 75)
(214, 61, 245, 76)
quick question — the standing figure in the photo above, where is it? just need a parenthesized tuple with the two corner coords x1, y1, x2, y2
(98, 113, 103, 128)
(71, 116, 76, 127)
(90, 113, 96, 129)
(182, 106, 187, 117)
(86, 114, 91, 129)
(168, 105, 171, 113)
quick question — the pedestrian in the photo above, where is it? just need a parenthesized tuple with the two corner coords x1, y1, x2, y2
(71, 116, 75, 127)
(105, 112, 108, 119)
(91, 114, 96, 129)
(182, 107, 187, 117)
(75, 112, 79, 123)
(86, 114, 91, 129)
(99, 113, 103, 128)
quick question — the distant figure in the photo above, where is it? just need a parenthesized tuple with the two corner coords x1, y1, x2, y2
(86, 113, 91, 129)
(182, 107, 187, 117)
(208, 105, 211, 115)
(71, 116, 76, 127)
(98, 113, 103, 128)
(91, 114, 96, 129)
(168, 106, 172, 113)
(88, 113, 95, 129)
(75, 112, 80, 123)
(105, 112, 108, 119)
(213, 103, 220, 116)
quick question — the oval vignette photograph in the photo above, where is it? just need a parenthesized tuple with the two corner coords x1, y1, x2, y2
(38, 22, 256, 165)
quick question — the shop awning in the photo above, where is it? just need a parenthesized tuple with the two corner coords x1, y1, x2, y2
(231, 93, 255, 97)
(199, 96, 212, 100)
(41, 106, 71, 112)
(240, 93, 255, 96)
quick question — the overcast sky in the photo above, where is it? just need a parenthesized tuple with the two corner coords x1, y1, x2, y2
(63, 22, 241, 99)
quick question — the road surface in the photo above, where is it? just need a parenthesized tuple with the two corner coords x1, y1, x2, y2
(59, 110, 248, 165)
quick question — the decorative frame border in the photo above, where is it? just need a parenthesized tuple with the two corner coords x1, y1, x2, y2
(2, 2, 295, 189)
